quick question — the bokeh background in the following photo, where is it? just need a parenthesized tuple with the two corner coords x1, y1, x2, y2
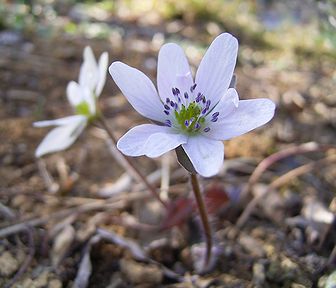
(0, 0, 336, 287)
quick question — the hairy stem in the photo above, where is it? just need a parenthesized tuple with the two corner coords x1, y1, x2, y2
(190, 173, 212, 268)
(96, 115, 168, 209)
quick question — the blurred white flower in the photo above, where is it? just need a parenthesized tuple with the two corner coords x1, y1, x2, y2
(34, 46, 108, 157)
(109, 33, 275, 177)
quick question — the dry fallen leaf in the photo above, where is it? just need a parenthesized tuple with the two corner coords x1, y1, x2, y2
(51, 224, 76, 267)
(73, 234, 101, 288)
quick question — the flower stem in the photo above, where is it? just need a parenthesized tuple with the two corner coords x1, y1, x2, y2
(190, 173, 212, 269)
(96, 115, 168, 209)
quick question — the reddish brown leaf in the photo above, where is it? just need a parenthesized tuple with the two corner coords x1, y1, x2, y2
(159, 197, 194, 230)
(204, 184, 230, 214)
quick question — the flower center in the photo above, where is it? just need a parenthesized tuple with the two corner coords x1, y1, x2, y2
(174, 102, 205, 133)
(76, 102, 91, 116)
(75, 101, 97, 121)
(163, 84, 214, 134)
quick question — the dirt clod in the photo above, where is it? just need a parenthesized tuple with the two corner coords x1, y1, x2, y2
(120, 259, 163, 285)
(0, 251, 19, 277)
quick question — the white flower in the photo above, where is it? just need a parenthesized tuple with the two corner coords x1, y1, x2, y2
(34, 47, 108, 157)
(109, 33, 275, 177)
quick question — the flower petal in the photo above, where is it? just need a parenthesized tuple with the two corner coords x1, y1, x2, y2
(117, 124, 187, 157)
(157, 43, 193, 103)
(182, 136, 224, 177)
(109, 61, 165, 122)
(67, 81, 84, 107)
(35, 116, 87, 157)
(82, 86, 96, 115)
(201, 89, 238, 138)
(95, 51, 109, 97)
(33, 115, 86, 128)
(145, 131, 187, 158)
(117, 124, 170, 156)
(79, 46, 98, 91)
(206, 98, 276, 140)
(195, 33, 238, 106)
(210, 88, 239, 117)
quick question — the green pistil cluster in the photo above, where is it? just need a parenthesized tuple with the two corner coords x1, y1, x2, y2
(76, 102, 91, 116)
(75, 101, 97, 122)
(174, 102, 205, 134)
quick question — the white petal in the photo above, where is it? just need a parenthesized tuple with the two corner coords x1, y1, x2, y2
(195, 33, 238, 106)
(201, 89, 238, 138)
(211, 88, 239, 117)
(117, 124, 171, 156)
(145, 131, 187, 158)
(182, 136, 224, 177)
(200, 88, 239, 137)
(157, 43, 193, 103)
(79, 46, 98, 91)
(109, 62, 165, 122)
(206, 98, 276, 140)
(66, 82, 96, 115)
(82, 86, 96, 115)
(35, 116, 87, 157)
(95, 51, 109, 97)
(117, 124, 187, 157)
(33, 115, 86, 128)
(67, 81, 84, 107)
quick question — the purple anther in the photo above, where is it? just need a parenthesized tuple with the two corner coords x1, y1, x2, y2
(195, 122, 201, 129)
(170, 100, 175, 107)
(184, 92, 189, 99)
(177, 96, 181, 103)
(174, 102, 178, 110)
(211, 117, 218, 122)
(172, 88, 176, 95)
(212, 112, 219, 118)
(206, 100, 211, 108)
(165, 120, 172, 127)
(196, 92, 202, 103)
(204, 127, 210, 132)
(202, 108, 207, 115)
(175, 87, 180, 95)
(166, 98, 170, 104)
(184, 120, 189, 127)
(202, 96, 206, 104)
(164, 104, 170, 110)
(164, 110, 170, 115)
(190, 83, 197, 92)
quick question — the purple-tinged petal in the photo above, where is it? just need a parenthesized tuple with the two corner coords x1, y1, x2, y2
(182, 136, 224, 177)
(109, 62, 166, 122)
(207, 88, 239, 120)
(117, 124, 186, 157)
(195, 33, 238, 106)
(157, 43, 193, 103)
(205, 98, 275, 140)
(145, 132, 187, 158)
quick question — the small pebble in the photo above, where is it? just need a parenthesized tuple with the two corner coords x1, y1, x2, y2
(120, 259, 163, 285)
(0, 251, 19, 277)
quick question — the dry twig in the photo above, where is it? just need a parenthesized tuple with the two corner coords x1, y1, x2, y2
(160, 153, 171, 201)
(0, 191, 151, 239)
(236, 154, 336, 229)
(95, 116, 169, 209)
(37, 158, 59, 193)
